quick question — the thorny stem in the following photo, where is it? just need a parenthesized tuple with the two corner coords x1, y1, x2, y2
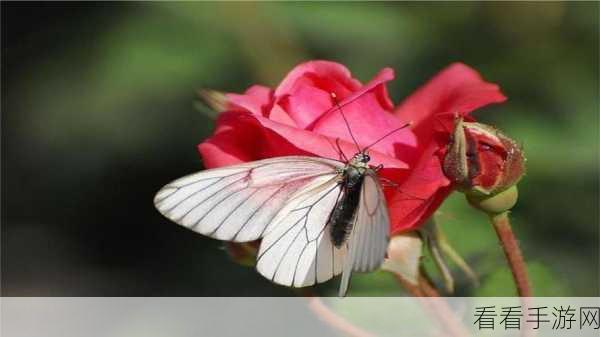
(490, 211, 532, 297)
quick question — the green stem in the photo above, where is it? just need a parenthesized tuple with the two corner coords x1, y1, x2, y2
(490, 211, 532, 297)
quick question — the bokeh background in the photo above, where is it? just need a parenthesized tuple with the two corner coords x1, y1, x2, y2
(2, 2, 598, 296)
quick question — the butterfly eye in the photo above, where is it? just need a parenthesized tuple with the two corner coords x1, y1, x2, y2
(363, 154, 370, 162)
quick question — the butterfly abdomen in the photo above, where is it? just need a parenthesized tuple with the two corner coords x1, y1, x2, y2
(330, 168, 364, 247)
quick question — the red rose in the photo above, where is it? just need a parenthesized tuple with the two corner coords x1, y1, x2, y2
(198, 61, 506, 233)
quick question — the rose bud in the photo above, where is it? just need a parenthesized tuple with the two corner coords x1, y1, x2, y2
(442, 117, 525, 214)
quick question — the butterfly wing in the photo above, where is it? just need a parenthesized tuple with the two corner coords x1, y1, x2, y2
(256, 174, 347, 288)
(154, 156, 343, 243)
(339, 170, 390, 296)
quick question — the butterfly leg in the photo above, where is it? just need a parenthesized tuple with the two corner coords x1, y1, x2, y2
(375, 173, 426, 201)
(379, 176, 398, 188)
(383, 182, 427, 201)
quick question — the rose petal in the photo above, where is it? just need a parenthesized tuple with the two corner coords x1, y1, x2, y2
(268, 103, 297, 127)
(274, 61, 363, 128)
(277, 84, 332, 128)
(226, 85, 274, 116)
(334, 68, 396, 112)
(394, 63, 507, 140)
(383, 142, 452, 233)
(275, 60, 362, 98)
(198, 111, 312, 169)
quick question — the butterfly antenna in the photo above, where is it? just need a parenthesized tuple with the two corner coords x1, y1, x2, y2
(362, 122, 412, 152)
(331, 92, 361, 154)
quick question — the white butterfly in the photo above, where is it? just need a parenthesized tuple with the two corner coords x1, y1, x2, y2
(154, 95, 407, 296)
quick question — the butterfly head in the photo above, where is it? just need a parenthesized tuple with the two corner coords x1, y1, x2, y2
(349, 152, 370, 168)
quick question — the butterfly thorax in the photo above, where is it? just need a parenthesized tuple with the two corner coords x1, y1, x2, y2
(329, 152, 370, 247)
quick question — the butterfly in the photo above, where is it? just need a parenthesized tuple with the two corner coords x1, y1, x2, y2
(154, 93, 409, 296)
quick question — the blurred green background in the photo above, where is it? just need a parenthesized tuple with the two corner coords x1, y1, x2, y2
(2, 2, 598, 296)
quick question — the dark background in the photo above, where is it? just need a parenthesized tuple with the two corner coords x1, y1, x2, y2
(2, 2, 598, 296)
